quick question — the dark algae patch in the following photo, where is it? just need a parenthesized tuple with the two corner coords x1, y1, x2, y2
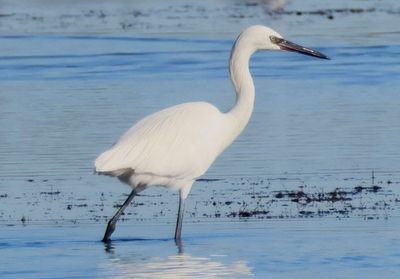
(192, 175, 398, 221)
(266, 7, 378, 20)
(0, 174, 399, 225)
(275, 188, 352, 204)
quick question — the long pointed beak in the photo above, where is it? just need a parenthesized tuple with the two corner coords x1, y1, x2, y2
(270, 36, 329, 60)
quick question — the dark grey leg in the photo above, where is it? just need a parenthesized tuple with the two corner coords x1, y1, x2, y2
(174, 193, 186, 243)
(102, 189, 136, 242)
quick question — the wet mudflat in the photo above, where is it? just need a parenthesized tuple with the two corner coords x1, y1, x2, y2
(1, 0, 400, 278)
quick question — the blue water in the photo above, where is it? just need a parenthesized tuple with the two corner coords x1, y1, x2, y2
(1, 35, 400, 181)
(1, 220, 400, 278)
(1, 16, 400, 279)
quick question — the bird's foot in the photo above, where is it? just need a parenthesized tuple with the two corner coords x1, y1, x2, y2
(102, 219, 116, 242)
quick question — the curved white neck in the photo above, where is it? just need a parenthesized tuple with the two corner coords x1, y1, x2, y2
(226, 41, 256, 139)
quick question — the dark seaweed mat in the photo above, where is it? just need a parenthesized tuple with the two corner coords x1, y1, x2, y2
(1, 174, 399, 225)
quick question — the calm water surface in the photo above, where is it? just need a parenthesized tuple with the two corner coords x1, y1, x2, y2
(1, 7, 400, 278)
(1, 35, 399, 181)
(1, 220, 400, 278)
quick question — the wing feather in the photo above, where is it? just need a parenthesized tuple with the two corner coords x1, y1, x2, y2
(95, 102, 226, 179)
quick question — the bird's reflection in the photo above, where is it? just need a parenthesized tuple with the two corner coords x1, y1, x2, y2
(103, 238, 182, 254)
(175, 238, 184, 254)
(102, 239, 253, 278)
(103, 240, 115, 254)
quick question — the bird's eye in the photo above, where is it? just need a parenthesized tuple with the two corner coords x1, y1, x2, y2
(269, 36, 283, 44)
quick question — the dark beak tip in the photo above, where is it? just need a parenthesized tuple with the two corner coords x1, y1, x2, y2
(275, 38, 330, 60)
(321, 54, 330, 60)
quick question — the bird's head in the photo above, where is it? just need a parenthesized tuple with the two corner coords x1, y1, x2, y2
(236, 25, 329, 59)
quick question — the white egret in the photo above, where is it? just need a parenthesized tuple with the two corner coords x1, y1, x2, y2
(95, 25, 328, 243)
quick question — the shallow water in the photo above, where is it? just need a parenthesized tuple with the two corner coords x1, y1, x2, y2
(1, 36, 400, 181)
(1, 220, 400, 278)
(1, 0, 400, 278)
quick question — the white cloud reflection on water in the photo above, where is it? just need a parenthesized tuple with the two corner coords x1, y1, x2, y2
(102, 253, 253, 278)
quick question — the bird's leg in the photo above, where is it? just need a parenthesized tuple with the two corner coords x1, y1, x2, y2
(102, 189, 136, 242)
(174, 192, 186, 244)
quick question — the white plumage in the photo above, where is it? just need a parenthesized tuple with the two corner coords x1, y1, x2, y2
(95, 102, 230, 197)
(95, 25, 328, 243)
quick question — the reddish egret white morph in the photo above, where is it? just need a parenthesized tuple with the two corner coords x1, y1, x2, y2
(95, 25, 328, 243)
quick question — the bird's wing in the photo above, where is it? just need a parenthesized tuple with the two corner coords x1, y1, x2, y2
(95, 102, 227, 179)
